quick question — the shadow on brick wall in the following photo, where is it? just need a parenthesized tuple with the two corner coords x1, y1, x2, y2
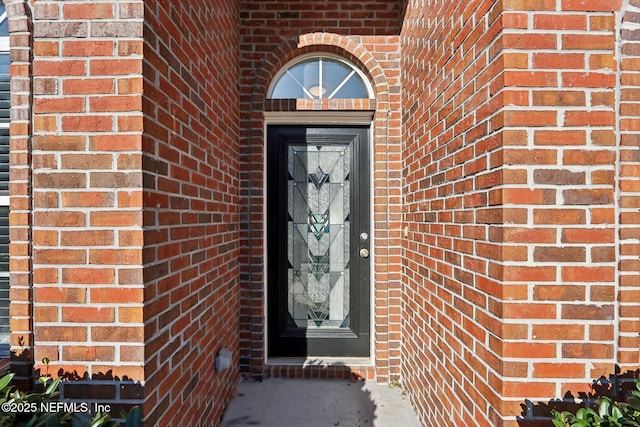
(6, 342, 143, 420)
(517, 367, 640, 427)
(8, 344, 33, 391)
(48, 369, 143, 418)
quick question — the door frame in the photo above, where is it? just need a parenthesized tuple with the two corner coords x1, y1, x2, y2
(263, 111, 375, 363)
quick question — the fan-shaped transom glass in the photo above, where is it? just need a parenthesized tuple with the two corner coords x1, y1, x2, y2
(269, 56, 372, 100)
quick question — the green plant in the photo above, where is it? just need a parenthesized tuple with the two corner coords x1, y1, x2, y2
(388, 380, 401, 389)
(552, 379, 640, 427)
(0, 371, 141, 427)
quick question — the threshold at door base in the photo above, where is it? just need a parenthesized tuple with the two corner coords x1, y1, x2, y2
(264, 358, 375, 380)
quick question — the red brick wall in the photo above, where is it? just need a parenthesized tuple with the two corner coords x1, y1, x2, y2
(6, 0, 34, 388)
(7, 0, 240, 424)
(142, 0, 240, 424)
(238, 1, 403, 380)
(27, 0, 146, 403)
(618, 0, 640, 372)
(6, 0, 639, 425)
(401, 0, 638, 426)
(401, 1, 508, 424)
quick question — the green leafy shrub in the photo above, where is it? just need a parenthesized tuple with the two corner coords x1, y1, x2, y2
(0, 371, 141, 427)
(553, 379, 640, 427)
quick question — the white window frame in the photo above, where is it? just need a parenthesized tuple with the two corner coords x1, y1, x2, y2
(267, 53, 375, 100)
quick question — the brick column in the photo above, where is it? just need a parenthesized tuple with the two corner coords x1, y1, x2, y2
(401, 0, 628, 425)
(6, 0, 34, 388)
(29, 0, 145, 403)
(617, 0, 640, 371)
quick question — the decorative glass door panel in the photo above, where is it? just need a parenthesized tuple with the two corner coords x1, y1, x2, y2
(268, 126, 370, 357)
(288, 143, 350, 329)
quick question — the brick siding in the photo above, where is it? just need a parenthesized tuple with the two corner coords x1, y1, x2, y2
(3, 0, 639, 425)
(401, 0, 639, 426)
(6, 0, 33, 389)
(141, 0, 240, 424)
(618, 0, 640, 372)
(28, 0, 146, 408)
(401, 1, 510, 423)
(8, 0, 241, 424)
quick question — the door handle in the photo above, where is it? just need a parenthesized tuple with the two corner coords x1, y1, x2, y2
(359, 248, 369, 258)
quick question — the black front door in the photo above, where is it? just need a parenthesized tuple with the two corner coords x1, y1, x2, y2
(267, 126, 370, 357)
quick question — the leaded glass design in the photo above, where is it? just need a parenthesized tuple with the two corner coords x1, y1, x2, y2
(287, 144, 351, 329)
(269, 56, 370, 99)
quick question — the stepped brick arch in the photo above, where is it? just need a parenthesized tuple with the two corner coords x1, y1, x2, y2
(3, 0, 33, 385)
(239, 31, 402, 382)
(253, 32, 391, 110)
(617, 0, 640, 371)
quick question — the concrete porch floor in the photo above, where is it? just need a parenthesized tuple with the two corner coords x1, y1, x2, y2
(220, 378, 422, 427)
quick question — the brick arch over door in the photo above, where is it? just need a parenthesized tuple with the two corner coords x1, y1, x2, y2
(617, 0, 640, 371)
(252, 33, 392, 111)
(239, 32, 402, 381)
(3, 0, 33, 385)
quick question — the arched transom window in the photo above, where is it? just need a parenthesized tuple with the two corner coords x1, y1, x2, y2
(268, 55, 373, 99)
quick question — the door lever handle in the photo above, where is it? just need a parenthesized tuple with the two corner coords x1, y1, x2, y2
(359, 248, 369, 258)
